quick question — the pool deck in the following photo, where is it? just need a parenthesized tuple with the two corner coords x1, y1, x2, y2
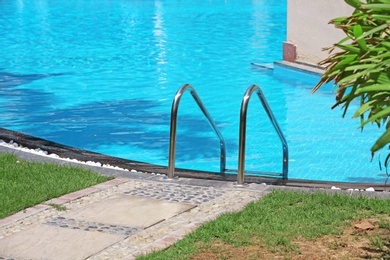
(1, 129, 390, 259)
(0, 173, 268, 259)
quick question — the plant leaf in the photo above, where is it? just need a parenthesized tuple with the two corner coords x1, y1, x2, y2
(335, 43, 361, 54)
(384, 152, 390, 168)
(363, 107, 390, 126)
(355, 84, 390, 93)
(371, 129, 390, 152)
(370, 14, 390, 21)
(337, 70, 368, 85)
(363, 3, 390, 11)
(345, 0, 363, 8)
(353, 25, 369, 51)
(355, 23, 390, 40)
(344, 64, 376, 71)
(353, 100, 376, 117)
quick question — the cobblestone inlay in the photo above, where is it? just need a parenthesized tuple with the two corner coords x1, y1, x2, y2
(123, 183, 225, 204)
(45, 217, 139, 236)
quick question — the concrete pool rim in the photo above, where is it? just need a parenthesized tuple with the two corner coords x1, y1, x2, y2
(0, 127, 389, 192)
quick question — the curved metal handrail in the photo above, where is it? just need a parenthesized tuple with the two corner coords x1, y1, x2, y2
(237, 84, 288, 185)
(168, 84, 226, 178)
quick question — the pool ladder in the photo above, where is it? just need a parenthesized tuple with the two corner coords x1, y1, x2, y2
(168, 84, 288, 185)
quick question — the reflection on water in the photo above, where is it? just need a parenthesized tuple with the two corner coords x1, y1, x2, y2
(0, 71, 66, 89)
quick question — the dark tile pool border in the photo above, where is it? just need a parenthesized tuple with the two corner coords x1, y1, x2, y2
(0, 127, 388, 191)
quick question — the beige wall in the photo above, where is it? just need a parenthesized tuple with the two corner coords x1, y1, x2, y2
(287, 0, 353, 64)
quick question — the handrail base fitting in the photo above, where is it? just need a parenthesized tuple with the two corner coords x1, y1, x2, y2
(233, 182, 249, 188)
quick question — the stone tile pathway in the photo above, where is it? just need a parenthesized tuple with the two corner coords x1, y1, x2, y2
(0, 176, 268, 260)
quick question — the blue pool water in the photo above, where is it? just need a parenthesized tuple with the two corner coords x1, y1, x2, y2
(0, 0, 386, 183)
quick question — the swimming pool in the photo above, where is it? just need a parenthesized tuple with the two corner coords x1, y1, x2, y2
(0, 0, 386, 183)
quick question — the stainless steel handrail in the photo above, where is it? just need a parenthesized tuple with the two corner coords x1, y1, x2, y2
(237, 84, 288, 185)
(168, 84, 226, 178)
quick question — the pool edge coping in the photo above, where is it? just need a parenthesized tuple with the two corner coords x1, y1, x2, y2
(0, 127, 389, 192)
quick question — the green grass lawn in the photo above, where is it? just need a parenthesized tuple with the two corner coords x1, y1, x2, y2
(0, 153, 111, 219)
(138, 190, 390, 259)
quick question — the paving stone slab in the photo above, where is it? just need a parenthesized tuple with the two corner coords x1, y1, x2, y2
(63, 195, 196, 228)
(0, 224, 123, 260)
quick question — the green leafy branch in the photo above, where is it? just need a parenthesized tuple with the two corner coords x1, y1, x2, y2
(312, 0, 390, 156)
